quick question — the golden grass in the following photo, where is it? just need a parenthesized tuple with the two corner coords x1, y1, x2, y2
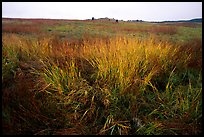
(80, 35, 190, 95)
(2, 32, 202, 135)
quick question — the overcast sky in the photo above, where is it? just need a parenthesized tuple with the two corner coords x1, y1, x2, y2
(2, 2, 202, 22)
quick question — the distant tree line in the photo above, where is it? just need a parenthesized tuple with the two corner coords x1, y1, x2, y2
(91, 17, 119, 23)
(127, 20, 144, 22)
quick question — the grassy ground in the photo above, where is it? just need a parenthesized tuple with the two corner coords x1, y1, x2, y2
(2, 18, 202, 135)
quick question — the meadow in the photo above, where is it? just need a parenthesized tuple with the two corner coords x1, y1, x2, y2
(2, 18, 202, 135)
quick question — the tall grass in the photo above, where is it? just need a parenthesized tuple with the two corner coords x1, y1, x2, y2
(81, 35, 188, 93)
(80, 35, 201, 134)
(32, 35, 201, 134)
(2, 31, 202, 134)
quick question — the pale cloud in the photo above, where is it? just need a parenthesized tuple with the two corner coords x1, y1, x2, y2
(2, 2, 202, 21)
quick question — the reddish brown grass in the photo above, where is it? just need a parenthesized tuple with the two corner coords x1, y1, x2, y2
(177, 38, 202, 69)
(121, 26, 177, 35)
(2, 24, 41, 34)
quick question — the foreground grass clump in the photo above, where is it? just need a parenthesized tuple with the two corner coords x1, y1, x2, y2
(37, 36, 202, 134)
(2, 33, 202, 135)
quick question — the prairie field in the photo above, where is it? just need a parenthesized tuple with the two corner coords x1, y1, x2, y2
(2, 18, 202, 135)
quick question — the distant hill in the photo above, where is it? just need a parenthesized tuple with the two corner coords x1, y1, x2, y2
(188, 18, 202, 22)
(159, 18, 202, 23)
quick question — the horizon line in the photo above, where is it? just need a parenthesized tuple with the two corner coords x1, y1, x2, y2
(2, 16, 202, 22)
